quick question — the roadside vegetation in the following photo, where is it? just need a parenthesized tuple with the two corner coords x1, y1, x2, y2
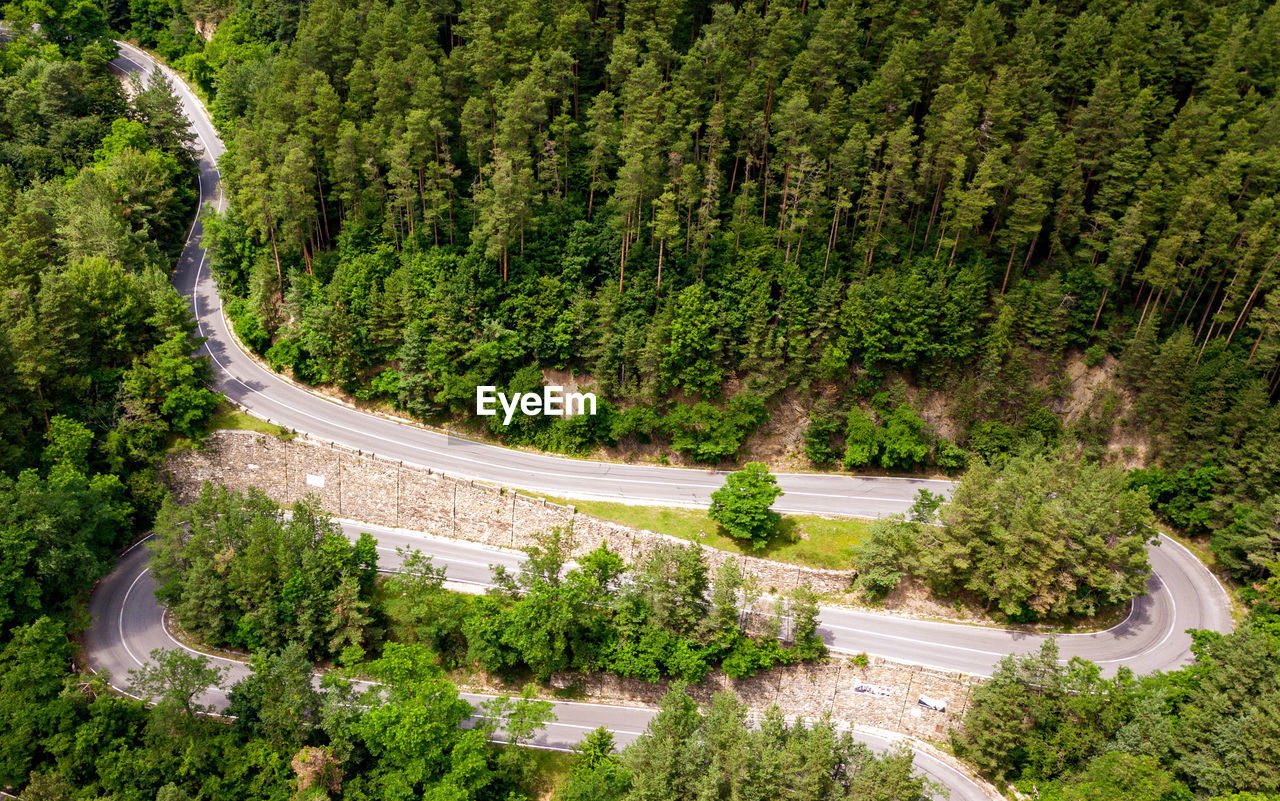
(538, 491, 872, 570)
(2, 0, 1279, 798)
(202, 400, 294, 438)
(955, 589, 1280, 800)
(557, 691, 935, 801)
(165, 0, 1277, 650)
(181, 0, 1280, 609)
(153, 484, 829, 681)
(709, 462, 784, 549)
(856, 448, 1156, 621)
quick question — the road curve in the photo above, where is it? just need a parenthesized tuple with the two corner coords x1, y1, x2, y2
(87, 530, 996, 801)
(112, 38, 1233, 678)
(117, 61, 946, 518)
(93, 38, 1232, 801)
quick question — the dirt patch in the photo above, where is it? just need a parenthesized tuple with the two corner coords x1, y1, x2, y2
(538, 368, 596, 396)
(1059, 352, 1119, 423)
(842, 578, 998, 625)
(1106, 429, 1151, 469)
(879, 579, 994, 623)
(826, 578, 1134, 634)
(601, 437, 683, 465)
(739, 389, 812, 470)
(917, 389, 959, 441)
(1055, 351, 1151, 467)
(194, 18, 218, 41)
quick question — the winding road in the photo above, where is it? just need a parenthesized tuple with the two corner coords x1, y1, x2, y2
(88, 523, 996, 801)
(83, 39, 1234, 801)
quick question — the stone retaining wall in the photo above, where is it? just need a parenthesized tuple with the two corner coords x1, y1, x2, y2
(547, 654, 978, 743)
(165, 431, 980, 743)
(163, 431, 856, 595)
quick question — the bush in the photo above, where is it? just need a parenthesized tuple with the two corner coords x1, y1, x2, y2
(665, 393, 766, 463)
(934, 439, 969, 473)
(366, 368, 401, 400)
(224, 297, 272, 354)
(545, 399, 617, 454)
(967, 419, 1018, 461)
(803, 404, 842, 466)
(1129, 464, 1222, 537)
(853, 518, 917, 599)
(1016, 405, 1063, 446)
(880, 404, 929, 470)
(265, 336, 303, 373)
(842, 407, 881, 469)
(1084, 343, 1108, 368)
(719, 635, 791, 678)
(611, 404, 662, 443)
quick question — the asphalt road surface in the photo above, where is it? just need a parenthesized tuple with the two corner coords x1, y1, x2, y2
(107, 38, 1234, 677)
(87, 40, 1235, 801)
(113, 52, 948, 518)
(87, 531, 994, 801)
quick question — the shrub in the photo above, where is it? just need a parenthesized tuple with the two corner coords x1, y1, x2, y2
(803, 404, 842, 466)
(880, 404, 929, 470)
(1084, 343, 1107, 368)
(934, 439, 969, 473)
(842, 407, 881, 469)
(665, 393, 766, 464)
(225, 297, 271, 353)
(709, 462, 783, 549)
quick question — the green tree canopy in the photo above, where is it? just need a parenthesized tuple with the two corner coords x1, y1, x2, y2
(709, 462, 783, 549)
(929, 448, 1155, 618)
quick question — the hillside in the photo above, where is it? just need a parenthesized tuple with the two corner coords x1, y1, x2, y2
(176, 0, 1280, 587)
(2, 1, 1280, 800)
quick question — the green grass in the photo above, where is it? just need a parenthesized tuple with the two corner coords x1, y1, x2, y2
(207, 401, 294, 439)
(524, 748, 576, 797)
(534, 494, 867, 570)
(168, 402, 293, 454)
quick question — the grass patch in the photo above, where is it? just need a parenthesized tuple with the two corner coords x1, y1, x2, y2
(207, 401, 294, 439)
(524, 747, 576, 797)
(532, 494, 866, 570)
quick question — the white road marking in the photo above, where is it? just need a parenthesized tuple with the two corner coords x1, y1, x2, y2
(118, 568, 152, 668)
(1093, 567, 1179, 664)
(93, 47, 1223, 801)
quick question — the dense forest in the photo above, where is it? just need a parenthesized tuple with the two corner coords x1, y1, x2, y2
(2, 0, 1280, 798)
(855, 448, 1156, 619)
(0, 18, 923, 790)
(953, 590, 1280, 800)
(0, 0, 219, 678)
(558, 691, 935, 801)
(162, 0, 1280, 589)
